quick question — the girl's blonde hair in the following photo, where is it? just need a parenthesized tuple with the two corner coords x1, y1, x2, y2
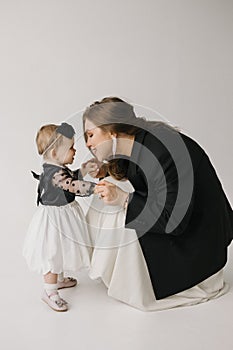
(36, 124, 62, 156)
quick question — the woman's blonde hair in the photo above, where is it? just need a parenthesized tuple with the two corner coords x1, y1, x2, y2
(36, 124, 62, 156)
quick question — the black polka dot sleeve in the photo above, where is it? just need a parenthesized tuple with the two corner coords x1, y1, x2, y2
(52, 169, 96, 197)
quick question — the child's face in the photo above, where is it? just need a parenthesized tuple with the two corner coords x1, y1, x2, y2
(54, 137, 76, 165)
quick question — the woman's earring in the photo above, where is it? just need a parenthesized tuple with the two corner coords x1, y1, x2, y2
(112, 136, 117, 157)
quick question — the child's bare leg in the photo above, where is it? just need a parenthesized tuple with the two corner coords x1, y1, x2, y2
(44, 271, 57, 284)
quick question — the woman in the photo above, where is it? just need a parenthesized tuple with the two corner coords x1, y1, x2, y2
(83, 97, 233, 311)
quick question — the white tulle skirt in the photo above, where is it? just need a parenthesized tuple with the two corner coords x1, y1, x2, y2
(23, 201, 91, 275)
(86, 177, 228, 311)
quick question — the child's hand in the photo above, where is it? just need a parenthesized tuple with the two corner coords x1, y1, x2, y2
(81, 159, 100, 178)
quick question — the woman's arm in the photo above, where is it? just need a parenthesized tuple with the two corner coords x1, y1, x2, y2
(126, 138, 194, 237)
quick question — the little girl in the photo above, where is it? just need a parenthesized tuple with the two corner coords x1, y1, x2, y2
(23, 122, 97, 312)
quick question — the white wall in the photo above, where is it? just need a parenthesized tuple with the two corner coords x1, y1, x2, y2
(0, 0, 232, 245)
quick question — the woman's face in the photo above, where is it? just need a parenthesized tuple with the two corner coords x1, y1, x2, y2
(84, 119, 113, 162)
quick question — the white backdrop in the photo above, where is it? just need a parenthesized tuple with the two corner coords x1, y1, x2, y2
(1, 0, 232, 263)
(1, 0, 232, 256)
(0, 0, 232, 341)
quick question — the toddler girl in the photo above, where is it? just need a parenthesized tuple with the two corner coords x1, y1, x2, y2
(23, 122, 97, 312)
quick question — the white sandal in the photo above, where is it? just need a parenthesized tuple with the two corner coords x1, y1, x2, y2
(57, 277, 78, 290)
(41, 290, 68, 312)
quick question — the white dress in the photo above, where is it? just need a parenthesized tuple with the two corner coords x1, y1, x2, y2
(23, 200, 91, 275)
(86, 176, 228, 311)
(23, 163, 94, 276)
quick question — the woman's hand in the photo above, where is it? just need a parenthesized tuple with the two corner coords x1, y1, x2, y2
(94, 180, 129, 207)
(81, 159, 100, 178)
(81, 158, 107, 178)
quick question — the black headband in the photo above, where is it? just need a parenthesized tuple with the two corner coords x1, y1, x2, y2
(56, 122, 75, 139)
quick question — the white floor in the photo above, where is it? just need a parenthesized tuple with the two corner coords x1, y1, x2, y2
(1, 232, 233, 350)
